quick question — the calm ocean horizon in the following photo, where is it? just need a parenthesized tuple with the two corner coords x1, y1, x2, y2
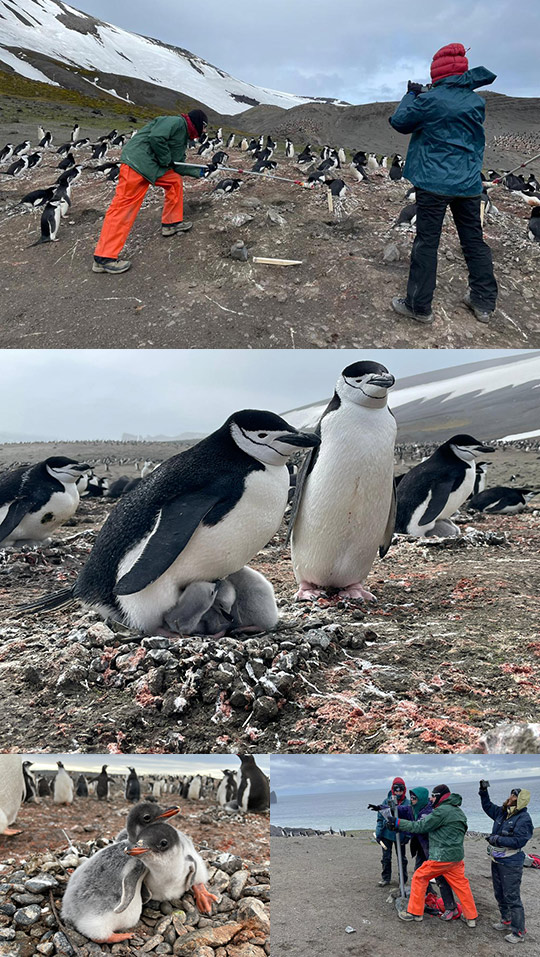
(271, 775, 540, 832)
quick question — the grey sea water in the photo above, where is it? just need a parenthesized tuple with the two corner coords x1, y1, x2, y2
(271, 776, 540, 833)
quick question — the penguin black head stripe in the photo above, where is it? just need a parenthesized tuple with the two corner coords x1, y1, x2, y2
(340, 362, 396, 406)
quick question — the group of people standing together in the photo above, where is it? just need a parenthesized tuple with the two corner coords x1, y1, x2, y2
(369, 776, 534, 945)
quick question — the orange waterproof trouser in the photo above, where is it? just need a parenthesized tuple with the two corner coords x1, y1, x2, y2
(407, 859, 478, 919)
(94, 164, 183, 259)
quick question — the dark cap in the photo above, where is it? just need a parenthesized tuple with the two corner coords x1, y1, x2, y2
(431, 784, 450, 807)
(187, 109, 208, 137)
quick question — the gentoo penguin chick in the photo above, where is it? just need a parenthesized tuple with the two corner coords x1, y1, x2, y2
(290, 362, 396, 601)
(0, 755, 24, 835)
(395, 434, 495, 537)
(468, 486, 536, 514)
(125, 767, 141, 803)
(54, 761, 74, 805)
(226, 755, 270, 812)
(96, 764, 110, 800)
(217, 769, 238, 806)
(116, 800, 180, 842)
(62, 837, 147, 943)
(76, 774, 89, 797)
(126, 822, 217, 913)
(0, 456, 89, 546)
(22, 411, 319, 634)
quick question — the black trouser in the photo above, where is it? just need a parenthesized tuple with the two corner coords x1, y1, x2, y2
(381, 840, 408, 883)
(405, 187, 498, 315)
(415, 847, 456, 912)
(491, 861, 525, 935)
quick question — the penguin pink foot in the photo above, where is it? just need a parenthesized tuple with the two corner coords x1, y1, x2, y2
(2, 827, 23, 837)
(295, 582, 327, 601)
(337, 583, 376, 602)
(193, 882, 218, 914)
(96, 933, 134, 943)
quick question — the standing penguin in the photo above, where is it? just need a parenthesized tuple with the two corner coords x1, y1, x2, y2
(0, 755, 24, 835)
(22, 411, 319, 633)
(126, 822, 217, 912)
(61, 837, 148, 943)
(22, 761, 39, 803)
(396, 434, 495, 536)
(0, 457, 89, 546)
(76, 774, 89, 798)
(96, 765, 110, 800)
(125, 768, 141, 803)
(187, 775, 202, 801)
(216, 770, 238, 807)
(54, 761, 74, 805)
(289, 362, 396, 601)
(230, 755, 270, 812)
(30, 201, 62, 245)
(472, 461, 489, 496)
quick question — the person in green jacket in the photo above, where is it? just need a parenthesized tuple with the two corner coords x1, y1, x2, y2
(388, 784, 478, 926)
(389, 42, 498, 324)
(93, 109, 208, 274)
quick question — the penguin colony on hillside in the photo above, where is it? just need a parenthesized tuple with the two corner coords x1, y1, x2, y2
(1, 365, 538, 633)
(1, 120, 539, 243)
(7, 754, 270, 819)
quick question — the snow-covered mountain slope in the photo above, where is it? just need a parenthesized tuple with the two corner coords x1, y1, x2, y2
(284, 352, 540, 443)
(0, 0, 339, 114)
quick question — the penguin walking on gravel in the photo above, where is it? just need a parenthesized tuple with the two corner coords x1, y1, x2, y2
(289, 361, 397, 601)
(468, 486, 536, 514)
(395, 434, 495, 537)
(0, 755, 24, 835)
(54, 761, 74, 805)
(125, 768, 141, 803)
(217, 770, 238, 806)
(76, 774, 89, 797)
(96, 764, 110, 800)
(22, 411, 319, 634)
(226, 755, 270, 812)
(285, 138, 294, 159)
(38, 130, 53, 149)
(0, 456, 89, 546)
(389, 154, 403, 180)
(30, 201, 62, 245)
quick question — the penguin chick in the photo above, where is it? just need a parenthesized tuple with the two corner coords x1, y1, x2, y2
(117, 801, 180, 842)
(126, 822, 217, 913)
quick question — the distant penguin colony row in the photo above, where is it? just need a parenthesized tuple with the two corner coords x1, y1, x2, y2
(2, 362, 536, 640)
(1, 121, 538, 245)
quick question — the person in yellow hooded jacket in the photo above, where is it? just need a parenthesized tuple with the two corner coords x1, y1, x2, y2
(479, 781, 533, 945)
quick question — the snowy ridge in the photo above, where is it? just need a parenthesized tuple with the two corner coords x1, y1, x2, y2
(0, 0, 330, 114)
(284, 353, 540, 440)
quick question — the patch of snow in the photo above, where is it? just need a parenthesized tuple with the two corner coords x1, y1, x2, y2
(0, 0, 321, 114)
(500, 428, 540, 442)
(78, 73, 133, 102)
(0, 47, 59, 86)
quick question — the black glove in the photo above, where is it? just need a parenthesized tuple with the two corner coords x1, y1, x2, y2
(487, 835, 500, 846)
(479, 780, 490, 792)
(386, 816, 397, 830)
(367, 804, 383, 811)
(407, 81, 424, 96)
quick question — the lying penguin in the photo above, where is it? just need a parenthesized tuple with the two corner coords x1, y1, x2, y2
(163, 565, 278, 636)
(468, 486, 536, 514)
(21, 410, 318, 633)
(0, 456, 90, 547)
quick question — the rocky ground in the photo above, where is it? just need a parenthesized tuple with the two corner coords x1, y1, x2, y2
(0, 792, 269, 956)
(270, 831, 540, 957)
(0, 110, 538, 349)
(0, 444, 538, 754)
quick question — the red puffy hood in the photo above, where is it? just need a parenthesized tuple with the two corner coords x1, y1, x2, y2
(431, 43, 469, 83)
(392, 777, 407, 804)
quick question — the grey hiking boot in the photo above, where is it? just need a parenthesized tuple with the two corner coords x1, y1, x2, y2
(505, 933, 525, 944)
(493, 921, 512, 931)
(463, 290, 492, 324)
(92, 258, 131, 274)
(391, 296, 434, 324)
(398, 911, 423, 922)
(439, 908, 460, 921)
(378, 879, 390, 886)
(461, 915, 477, 928)
(161, 221, 193, 236)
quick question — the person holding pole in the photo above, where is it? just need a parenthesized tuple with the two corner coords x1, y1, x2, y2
(368, 777, 409, 887)
(479, 779, 533, 945)
(389, 43, 498, 324)
(92, 109, 208, 274)
(388, 784, 478, 927)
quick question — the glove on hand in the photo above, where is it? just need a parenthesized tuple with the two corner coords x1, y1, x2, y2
(407, 81, 424, 96)
(487, 835, 500, 846)
(367, 804, 383, 811)
(479, 780, 490, 792)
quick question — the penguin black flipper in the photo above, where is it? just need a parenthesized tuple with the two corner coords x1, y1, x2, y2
(417, 475, 461, 527)
(379, 481, 396, 558)
(113, 857, 147, 913)
(286, 393, 341, 544)
(114, 491, 222, 596)
(0, 499, 32, 542)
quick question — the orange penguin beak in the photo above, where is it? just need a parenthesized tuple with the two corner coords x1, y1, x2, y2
(125, 844, 150, 856)
(156, 805, 180, 820)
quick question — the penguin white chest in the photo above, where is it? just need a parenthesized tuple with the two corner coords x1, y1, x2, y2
(117, 466, 289, 632)
(2, 487, 79, 544)
(292, 406, 396, 587)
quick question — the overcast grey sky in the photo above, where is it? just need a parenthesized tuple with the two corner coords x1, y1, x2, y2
(75, 0, 539, 102)
(22, 753, 270, 777)
(271, 755, 540, 796)
(0, 349, 526, 442)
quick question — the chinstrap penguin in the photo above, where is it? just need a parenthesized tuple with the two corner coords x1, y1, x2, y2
(468, 486, 536, 514)
(0, 456, 90, 546)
